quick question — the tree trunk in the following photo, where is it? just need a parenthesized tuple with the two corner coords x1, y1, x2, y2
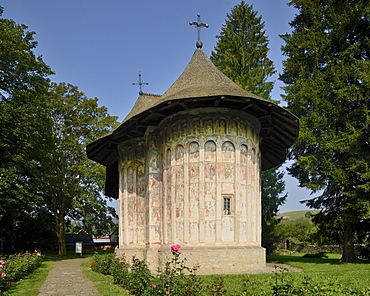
(55, 215, 67, 256)
(340, 220, 358, 262)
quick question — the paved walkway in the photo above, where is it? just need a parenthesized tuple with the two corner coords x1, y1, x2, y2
(37, 257, 301, 295)
(38, 258, 101, 296)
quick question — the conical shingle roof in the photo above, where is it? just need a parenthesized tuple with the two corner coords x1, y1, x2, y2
(159, 49, 261, 102)
(86, 48, 299, 198)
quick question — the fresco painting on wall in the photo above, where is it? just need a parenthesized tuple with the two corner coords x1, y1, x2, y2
(205, 140, 216, 160)
(137, 164, 145, 197)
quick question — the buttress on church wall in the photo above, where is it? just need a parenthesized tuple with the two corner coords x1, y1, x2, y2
(118, 109, 262, 250)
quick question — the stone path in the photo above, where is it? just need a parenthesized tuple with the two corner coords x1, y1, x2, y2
(38, 258, 101, 296)
(37, 257, 301, 295)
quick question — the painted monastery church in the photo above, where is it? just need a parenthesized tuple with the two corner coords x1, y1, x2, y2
(86, 40, 299, 274)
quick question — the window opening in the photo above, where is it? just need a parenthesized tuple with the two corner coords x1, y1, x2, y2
(223, 196, 232, 215)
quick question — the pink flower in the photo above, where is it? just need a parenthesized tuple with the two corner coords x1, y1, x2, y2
(0, 265, 3, 268)
(0, 261, 4, 264)
(121, 261, 127, 264)
(170, 244, 181, 253)
(177, 250, 182, 254)
(1, 273, 6, 278)
(164, 291, 170, 294)
(115, 255, 120, 259)
(151, 285, 157, 288)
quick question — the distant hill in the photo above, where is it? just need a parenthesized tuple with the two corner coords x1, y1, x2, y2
(276, 210, 320, 221)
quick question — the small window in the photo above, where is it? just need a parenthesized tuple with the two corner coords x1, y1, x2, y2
(223, 195, 233, 215)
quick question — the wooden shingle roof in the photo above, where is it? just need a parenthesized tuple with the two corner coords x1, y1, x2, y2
(86, 48, 299, 198)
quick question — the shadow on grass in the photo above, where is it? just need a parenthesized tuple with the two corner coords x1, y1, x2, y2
(267, 254, 343, 265)
(268, 254, 370, 265)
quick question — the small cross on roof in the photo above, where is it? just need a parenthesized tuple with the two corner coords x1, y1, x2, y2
(189, 13, 209, 48)
(132, 73, 148, 95)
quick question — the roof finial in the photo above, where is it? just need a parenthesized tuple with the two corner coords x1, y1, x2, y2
(132, 72, 148, 95)
(189, 13, 209, 48)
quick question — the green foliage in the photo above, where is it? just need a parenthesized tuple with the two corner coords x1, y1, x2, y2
(210, 1, 276, 100)
(42, 82, 119, 255)
(261, 168, 288, 253)
(274, 219, 317, 245)
(91, 253, 118, 275)
(279, 0, 370, 262)
(91, 251, 370, 295)
(211, 1, 286, 253)
(91, 246, 218, 296)
(83, 264, 131, 296)
(152, 250, 202, 296)
(205, 277, 227, 296)
(357, 244, 370, 260)
(304, 211, 312, 219)
(0, 8, 119, 254)
(271, 267, 320, 296)
(1, 262, 53, 296)
(0, 253, 43, 293)
(302, 252, 328, 259)
(0, 7, 55, 252)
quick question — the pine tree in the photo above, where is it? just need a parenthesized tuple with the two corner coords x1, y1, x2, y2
(211, 1, 286, 253)
(280, 0, 370, 262)
(211, 1, 275, 100)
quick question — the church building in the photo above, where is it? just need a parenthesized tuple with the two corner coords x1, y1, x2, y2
(86, 38, 299, 274)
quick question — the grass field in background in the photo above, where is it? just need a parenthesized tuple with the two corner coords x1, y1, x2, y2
(276, 210, 320, 221)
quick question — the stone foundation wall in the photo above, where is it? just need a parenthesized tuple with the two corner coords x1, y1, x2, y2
(294, 244, 366, 255)
(117, 245, 266, 275)
(295, 245, 342, 254)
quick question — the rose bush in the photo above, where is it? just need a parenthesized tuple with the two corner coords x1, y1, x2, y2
(0, 253, 43, 292)
(90, 245, 206, 296)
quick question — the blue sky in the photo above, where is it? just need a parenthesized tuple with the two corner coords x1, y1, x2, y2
(2, 0, 314, 213)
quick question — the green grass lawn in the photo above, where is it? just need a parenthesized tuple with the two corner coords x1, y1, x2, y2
(82, 262, 131, 296)
(199, 254, 370, 295)
(3, 253, 370, 295)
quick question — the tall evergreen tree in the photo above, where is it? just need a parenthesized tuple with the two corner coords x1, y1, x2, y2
(211, 1, 286, 253)
(280, 0, 370, 262)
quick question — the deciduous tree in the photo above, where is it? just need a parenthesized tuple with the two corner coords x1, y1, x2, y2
(280, 0, 370, 262)
(0, 7, 54, 252)
(44, 82, 119, 255)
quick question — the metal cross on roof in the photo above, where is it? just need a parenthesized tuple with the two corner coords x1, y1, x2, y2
(189, 13, 209, 48)
(132, 73, 148, 95)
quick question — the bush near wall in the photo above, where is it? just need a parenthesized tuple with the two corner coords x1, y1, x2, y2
(91, 246, 204, 296)
(0, 253, 43, 292)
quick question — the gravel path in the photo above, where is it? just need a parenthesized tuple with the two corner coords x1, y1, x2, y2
(38, 258, 101, 296)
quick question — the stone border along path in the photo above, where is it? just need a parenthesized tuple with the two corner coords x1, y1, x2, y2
(38, 257, 302, 295)
(38, 257, 101, 296)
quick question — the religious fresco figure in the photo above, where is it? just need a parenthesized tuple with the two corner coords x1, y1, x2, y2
(86, 28, 299, 273)
(205, 140, 216, 160)
(189, 141, 199, 159)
